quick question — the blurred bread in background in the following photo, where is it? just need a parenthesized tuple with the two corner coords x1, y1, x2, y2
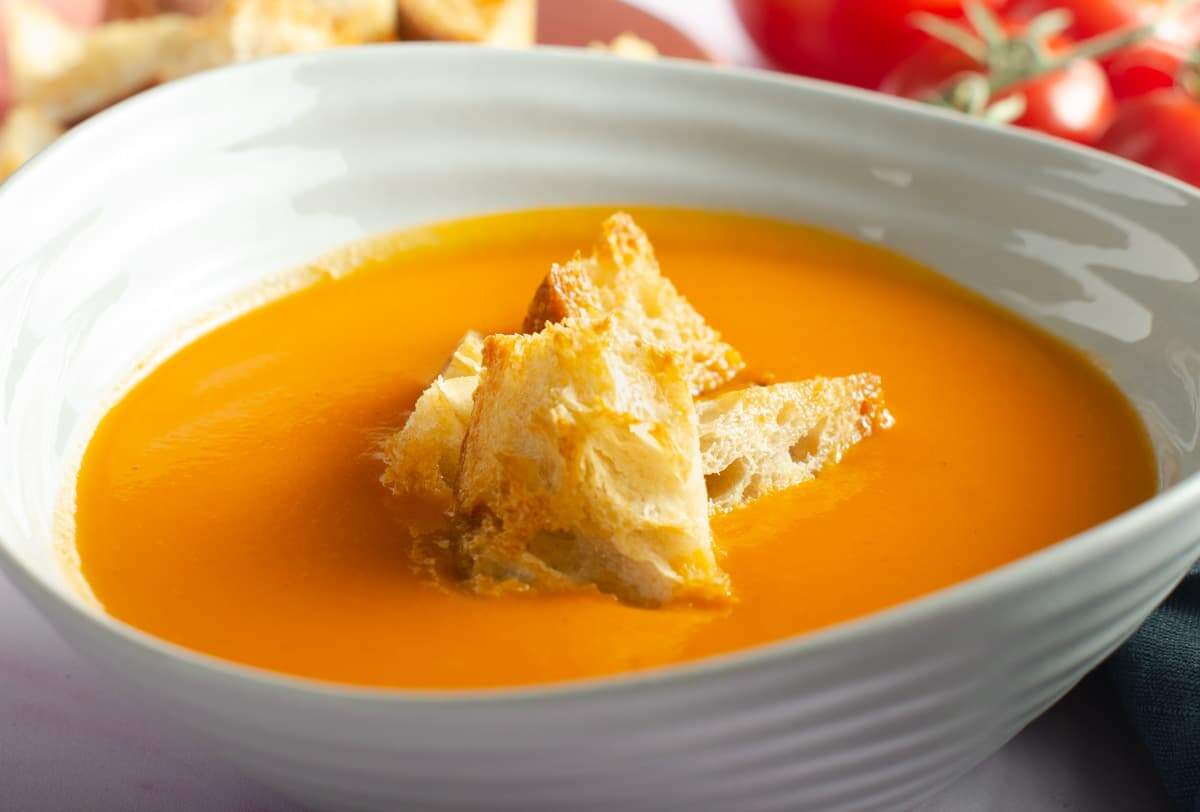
(587, 31, 656, 60)
(0, 103, 60, 177)
(394, 0, 534, 47)
(0, 0, 537, 180)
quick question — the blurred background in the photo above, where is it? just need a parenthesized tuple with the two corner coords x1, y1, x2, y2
(2, 0, 1197, 184)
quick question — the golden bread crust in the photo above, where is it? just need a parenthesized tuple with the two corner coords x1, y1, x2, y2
(380, 332, 485, 510)
(454, 319, 730, 607)
(699, 375, 892, 514)
(521, 213, 745, 395)
(394, 0, 535, 46)
(0, 106, 64, 179)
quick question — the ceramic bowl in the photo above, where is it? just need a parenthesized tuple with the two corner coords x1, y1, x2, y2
(2, 46, 1199, 812)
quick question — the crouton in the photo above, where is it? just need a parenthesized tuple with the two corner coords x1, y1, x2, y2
(174, 0, 350, 74)
(0, 106, 63, 180)
(316, 0, 398, 42)
(3, 0, 382, 133)
(4, 1, 197, 126)
(394, 0, 536, 47)
(438, 329, 485, 380)
(522, 213, 744, 395)
(454, 319, 729, 607)
(698, 375, 892, 514)
(380, 332, 484, 510)
(588, 32, 659, 60)
(4, 1, 88, 99)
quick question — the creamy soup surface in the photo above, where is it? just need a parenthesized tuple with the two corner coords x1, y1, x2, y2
(72, 208, 1157, 689)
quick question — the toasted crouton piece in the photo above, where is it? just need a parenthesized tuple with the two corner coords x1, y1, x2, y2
(588, 32, 659, 60)
(698, 374, 891, 514)
(395, 0, 536, 47)
(381, 358, 890, 517)
(4, 0, 373, 132)
(5, 1, 198, 125)
(173, 0, 349, 74)
(315, 0, 398, 42)
(523, 213, 744, 395)
(454, 319, 729, 607)
(105, 0, 166, 21)
(380, 332, 484, 509)
(438, 329, 485, 380)
(4, 1, 88, 98)
(0, 106, 64, 180)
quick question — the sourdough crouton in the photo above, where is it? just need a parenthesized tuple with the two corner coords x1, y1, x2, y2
(3, 0, 361, 135)
(4, 0, 394, 114)
(173, 0, 350, 74)
(698, 375, 891, 514)
(380, 332, 484, 509)
(454, 319, 729, 607)
(315, 0, 398, 42)
(394, 0, 536, 47)
(0, 106, 63, 180)
(5, 1, 198, 126)
(523, 213, 744, 395)
(588, 32, 659, 60)
(438, 329, 485, 379)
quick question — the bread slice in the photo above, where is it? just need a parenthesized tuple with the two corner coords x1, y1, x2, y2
(523, 213, 744, 396)
(698, 375, 891, 514)
(394, 0, 536, 47)
(380, 332, 484, 510)
(454, 318, 729, 607)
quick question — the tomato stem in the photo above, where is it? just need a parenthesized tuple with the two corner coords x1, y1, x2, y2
(988, 0, 1194, 94)
(1181, 51, 1200, 99)
(964, 1, 1005, 49)
(916, 0, 1192, 116)
(910, 12, 988, 62)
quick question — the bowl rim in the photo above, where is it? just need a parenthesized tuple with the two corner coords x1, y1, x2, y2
(2, 42, 1199, 705)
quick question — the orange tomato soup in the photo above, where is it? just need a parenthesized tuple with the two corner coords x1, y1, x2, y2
(73, 208, 1157, 689)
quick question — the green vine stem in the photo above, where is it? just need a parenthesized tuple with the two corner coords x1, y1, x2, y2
(910, 0, 1195, 115)
(1181, 50, 1200, 98)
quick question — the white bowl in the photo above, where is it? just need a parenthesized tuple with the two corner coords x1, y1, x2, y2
(2, 45, 1199, 812)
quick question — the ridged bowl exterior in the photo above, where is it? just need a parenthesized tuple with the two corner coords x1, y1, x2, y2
(1, 46, 1199, 812)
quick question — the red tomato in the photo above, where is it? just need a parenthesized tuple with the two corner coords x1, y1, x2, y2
(877, 38, 977, 99)
(1006, 0, 1200, 95)
(733, 0, 1004, 88)
(1105, 40, 1190, 99)
(1004, 0, 1155, 39)
(1020, 59, 1119, 143)
(1098, 89, 1200, 185)
(1004, 0, 1200, 44)
(879, 35, 1118, 144)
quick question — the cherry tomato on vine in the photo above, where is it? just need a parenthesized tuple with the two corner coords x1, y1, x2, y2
(879, 32, 1118, 144)
(732, 0, 1005, 88)
(1105, 40, 1191, 98)
(1006, 0, 1200, 98)
(1004, 0, 1158, 39)
(1098, 88, 1200, 185)
(1004, 0, 1200, 45)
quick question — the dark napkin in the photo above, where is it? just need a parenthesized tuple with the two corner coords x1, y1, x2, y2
(1110, 563, 1200, 811)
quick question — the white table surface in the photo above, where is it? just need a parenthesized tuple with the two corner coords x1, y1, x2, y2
(0, 1, 1174, 809)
